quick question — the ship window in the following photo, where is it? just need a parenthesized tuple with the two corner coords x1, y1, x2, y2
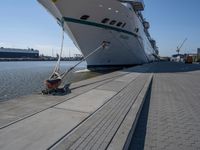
(110, 20, 117, 25)
(135, 28, 139, 33)
(101, 18, 109, 23)
(116, 22, 123, 27)
(122, 23, 126, 28)
(80, 15, 90, 20)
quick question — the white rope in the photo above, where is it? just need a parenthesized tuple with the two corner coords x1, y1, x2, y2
(45, 24, 110, 89)
(60, 43, 106, 81)
(49, 27, 65, 79)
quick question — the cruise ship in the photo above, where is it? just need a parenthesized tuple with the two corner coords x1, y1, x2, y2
(38, 0, 158, 69)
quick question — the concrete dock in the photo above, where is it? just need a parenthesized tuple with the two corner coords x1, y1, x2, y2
(129, 62, 200, 150)
(0, 62, 199, 150)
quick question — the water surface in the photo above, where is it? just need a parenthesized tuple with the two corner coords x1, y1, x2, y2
(0, 61, 100, 101)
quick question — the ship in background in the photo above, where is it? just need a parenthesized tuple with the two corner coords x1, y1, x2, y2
(38, 0, 159, 70)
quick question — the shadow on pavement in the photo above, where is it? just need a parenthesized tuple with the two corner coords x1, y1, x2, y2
(125, 61, 200, 74)
(151, 61, 200, 73)
(128, 84, 152, 150)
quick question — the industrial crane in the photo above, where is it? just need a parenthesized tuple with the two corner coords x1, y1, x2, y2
(176, 38, 187, 54)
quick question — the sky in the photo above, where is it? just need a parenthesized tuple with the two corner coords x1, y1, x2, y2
(0, 0, 199, 57)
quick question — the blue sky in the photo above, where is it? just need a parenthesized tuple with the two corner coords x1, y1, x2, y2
(0, 0, 199, 56)
(144, 0, 200, 56)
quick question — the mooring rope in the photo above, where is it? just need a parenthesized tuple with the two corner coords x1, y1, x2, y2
(49, 27, 65, 80)
(44, 40, 110, 92)
(60, 41, 110, 82)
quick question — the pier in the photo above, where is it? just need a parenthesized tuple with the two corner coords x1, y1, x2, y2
(0, 62, 200, 150)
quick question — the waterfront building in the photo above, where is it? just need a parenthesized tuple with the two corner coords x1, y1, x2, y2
(0, 47, 39, 58)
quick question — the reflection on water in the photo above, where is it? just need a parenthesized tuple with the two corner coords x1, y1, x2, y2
(0, 61, 101, 101)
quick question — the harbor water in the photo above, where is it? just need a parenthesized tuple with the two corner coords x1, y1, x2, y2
(0, 61, 101, 101)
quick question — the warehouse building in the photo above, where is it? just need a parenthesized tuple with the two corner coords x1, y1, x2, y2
(0, 47, 39, 58)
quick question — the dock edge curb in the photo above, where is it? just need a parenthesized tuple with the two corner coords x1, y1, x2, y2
(107, 73, 153, 150)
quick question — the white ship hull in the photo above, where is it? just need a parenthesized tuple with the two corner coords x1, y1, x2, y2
(38, 0, 157, 69)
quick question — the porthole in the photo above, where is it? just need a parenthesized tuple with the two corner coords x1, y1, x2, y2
(101, 18, 110, 23)
(122, 23, 126, 28)
(110, 20, 117, 25)
(116, 22, 123, 27)
(80, 15, 90, 20)
(135, 28, 139, 33)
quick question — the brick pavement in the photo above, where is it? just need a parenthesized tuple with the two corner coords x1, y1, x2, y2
(129, 62, 200, 150)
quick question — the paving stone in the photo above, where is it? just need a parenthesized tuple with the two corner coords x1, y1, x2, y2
(2, 62, 199, 150)
(0, 63, 153, 150)
(55, 89, 116, 113)
(51, 74, 151, 150)
(129, 62, 200, 150)
(0, 72, 121, 128)
(0, 108, 89, 150)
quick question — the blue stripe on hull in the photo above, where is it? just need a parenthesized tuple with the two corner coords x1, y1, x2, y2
(63, 17, 138, 37)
